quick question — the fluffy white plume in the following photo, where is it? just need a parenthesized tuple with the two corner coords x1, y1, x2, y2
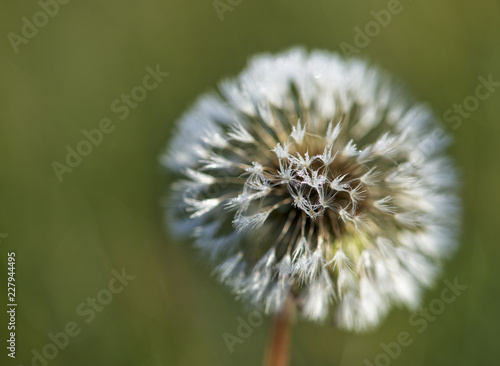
(163, 48, 460, 332)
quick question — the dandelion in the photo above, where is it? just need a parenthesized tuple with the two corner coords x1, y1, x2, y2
(162, 48, 459, 364)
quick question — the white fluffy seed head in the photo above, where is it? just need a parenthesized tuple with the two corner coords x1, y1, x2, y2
(163, 48, 460, 332)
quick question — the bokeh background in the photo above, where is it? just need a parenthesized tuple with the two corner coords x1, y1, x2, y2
(1, 0, 499, 365)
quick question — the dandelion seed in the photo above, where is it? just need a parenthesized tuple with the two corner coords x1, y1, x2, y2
(326, 121, 342, 146)
(228, 123, 255, 143)
(272, 142, 290, 160)
(290, 121, 306, 143)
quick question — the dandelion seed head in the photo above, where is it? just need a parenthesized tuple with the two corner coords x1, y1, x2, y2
(163, 48, 460, 332)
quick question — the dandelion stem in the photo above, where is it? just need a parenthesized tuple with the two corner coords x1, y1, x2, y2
(264, 296, 294, 366)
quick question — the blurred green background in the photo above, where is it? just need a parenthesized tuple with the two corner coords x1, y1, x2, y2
(1, 0, 499, 365)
